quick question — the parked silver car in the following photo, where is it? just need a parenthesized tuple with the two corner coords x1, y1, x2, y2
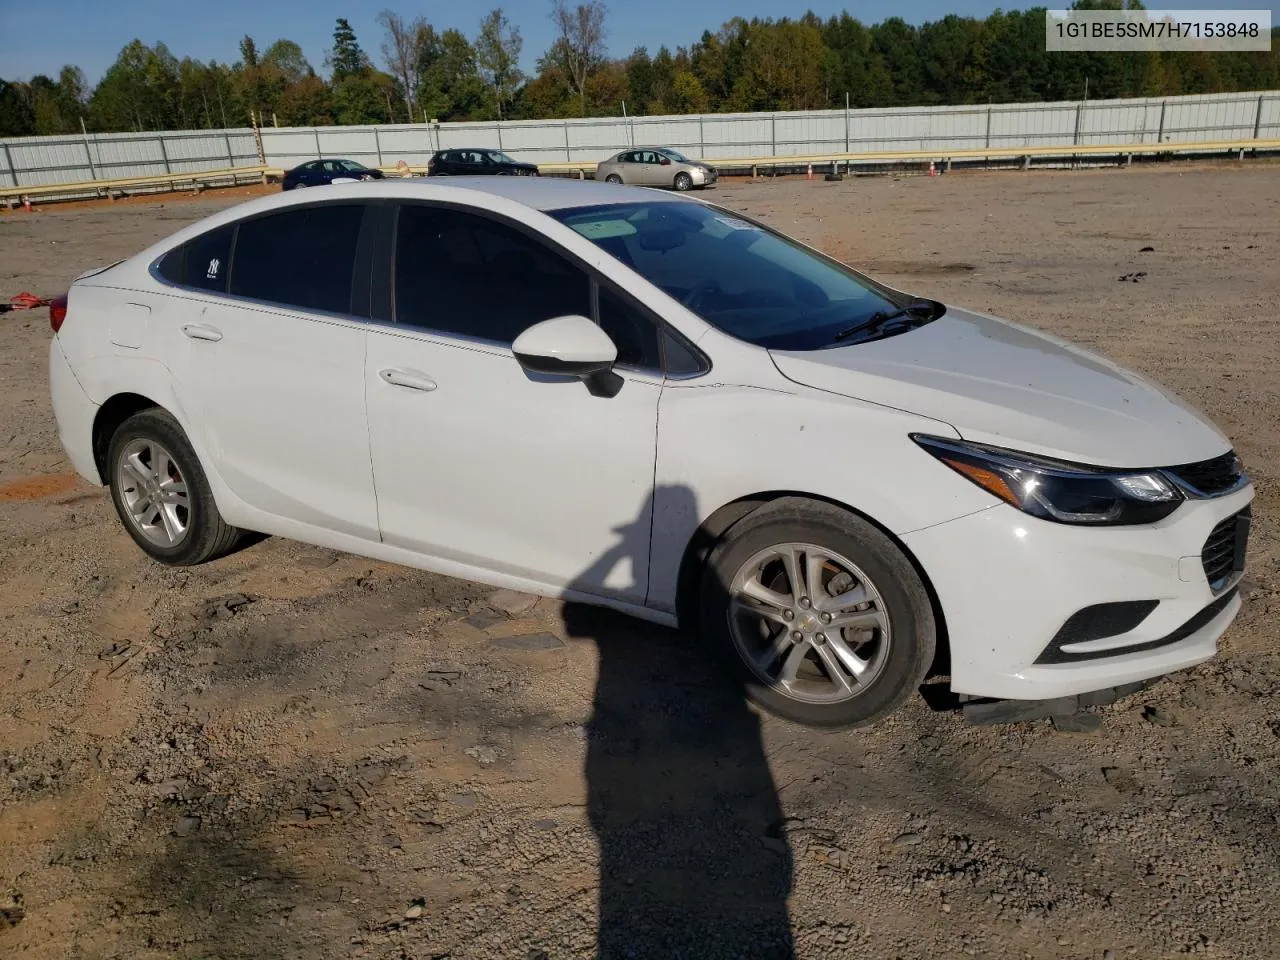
(595, 147, 718, 191)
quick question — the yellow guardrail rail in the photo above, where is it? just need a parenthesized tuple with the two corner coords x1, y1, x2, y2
(536, 137, 1280, 173)
(0, 165, 271, 202)
(3, 138, 1277, 204)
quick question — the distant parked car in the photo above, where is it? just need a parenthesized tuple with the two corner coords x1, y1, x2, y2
(282, 159, 384, 190)
(427, 148, 539, 177)
(596, 147, 717, 191)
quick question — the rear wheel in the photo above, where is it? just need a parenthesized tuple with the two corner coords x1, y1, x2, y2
(606, 174, 623, 184)
(673, 172, 693, 191)
(107, 408, 242, 566)
(700, 498, 935, 728)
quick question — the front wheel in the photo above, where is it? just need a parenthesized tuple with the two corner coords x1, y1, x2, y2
(673, 172, 693, 191)
(605, 174, 623, 184)
(699, 498, 936, 728)
(107, 408, 243, 566)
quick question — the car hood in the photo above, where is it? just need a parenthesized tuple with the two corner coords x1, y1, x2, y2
(767, 306, 1230, 467)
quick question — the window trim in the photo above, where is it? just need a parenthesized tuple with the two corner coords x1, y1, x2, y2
(147, 199, 378, 323)
(384, 198, 709, 379)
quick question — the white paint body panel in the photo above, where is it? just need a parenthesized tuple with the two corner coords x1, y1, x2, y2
(47, 176, 1254, 705)
(365, 323, 661, 603)
(770, 307, 1231, 467)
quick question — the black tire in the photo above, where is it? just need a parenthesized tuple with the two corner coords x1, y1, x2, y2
(606, 174, 623, 184)
(673, 172, 693, 191)
(106, 408, 242, 566)
(699, 497, 936, 728)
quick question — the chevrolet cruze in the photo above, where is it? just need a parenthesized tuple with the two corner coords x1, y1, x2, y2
(47, 177, 1252, 727)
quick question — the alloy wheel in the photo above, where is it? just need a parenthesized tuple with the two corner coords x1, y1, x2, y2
(727, 542, 891, 703)
(115, 438, 191, 547)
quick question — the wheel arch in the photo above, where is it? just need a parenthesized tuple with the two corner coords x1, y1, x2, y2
(91, 392, 164, 485)
(673, 490, 951, 676)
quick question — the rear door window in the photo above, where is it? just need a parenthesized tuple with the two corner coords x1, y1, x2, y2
(229, 204, 366, 314)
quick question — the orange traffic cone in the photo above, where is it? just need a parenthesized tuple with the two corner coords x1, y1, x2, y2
(22, 195, 32, 212)
(928, 161, 937, 177)
(806, 163, 813, 180)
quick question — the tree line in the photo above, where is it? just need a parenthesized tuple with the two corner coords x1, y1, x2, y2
(2, 0, 1278, 137)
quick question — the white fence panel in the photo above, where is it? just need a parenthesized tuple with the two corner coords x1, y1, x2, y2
(1, 90, 1276, 189)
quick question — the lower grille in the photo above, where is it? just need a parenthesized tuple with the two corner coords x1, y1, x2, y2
(1201, 506, 1251, 590)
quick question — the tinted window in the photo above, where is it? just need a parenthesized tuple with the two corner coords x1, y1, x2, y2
(156, 246, 184, 285)
(395, 205, 590, 344)
(184, 224, 235, 293)
(230, 204, 365, 314)
(550, 201, 901, 351)
(597, 283, 660, 370)
(663, 328, 704, 376)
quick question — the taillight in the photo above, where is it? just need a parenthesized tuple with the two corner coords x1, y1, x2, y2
(49, 294, 68, 334)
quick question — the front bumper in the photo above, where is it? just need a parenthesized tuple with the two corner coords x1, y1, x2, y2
(902, 486, 1253, 701)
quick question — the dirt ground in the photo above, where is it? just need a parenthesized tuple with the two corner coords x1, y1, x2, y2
(1, 163, 1278, 960)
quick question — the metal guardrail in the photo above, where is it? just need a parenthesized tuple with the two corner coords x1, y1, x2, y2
(3, 139, 1277, 206)
(536, 137, 1280, 174)
(0, 165, 269, 202)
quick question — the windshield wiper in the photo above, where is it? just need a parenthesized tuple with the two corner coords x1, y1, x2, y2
(833, 298, 936, 342)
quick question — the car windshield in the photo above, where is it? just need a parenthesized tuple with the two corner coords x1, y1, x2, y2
(340, 160, 366, 171)
(487, 151, 517, 164)
(548, 201, 908, 350)
(658, 149, 690, 162)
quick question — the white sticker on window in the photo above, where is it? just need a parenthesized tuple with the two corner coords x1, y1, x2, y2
(206, 257, 221, 279)
(571, 220, 637, 240)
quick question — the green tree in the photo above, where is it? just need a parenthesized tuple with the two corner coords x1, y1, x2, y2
(476, 8, 524, 120)
(549, 0, 607, 116)
(670, 71, 708, 113)
(417, 27, 488, 120)
(331, 18, 370, 82)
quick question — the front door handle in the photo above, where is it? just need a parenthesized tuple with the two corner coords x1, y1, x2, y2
(182, 323, 223, 342)
(379, 368, 437, 392)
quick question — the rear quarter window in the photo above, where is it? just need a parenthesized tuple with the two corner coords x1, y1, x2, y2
(155, 246, 185, 285)
(184, 224, 235, 293)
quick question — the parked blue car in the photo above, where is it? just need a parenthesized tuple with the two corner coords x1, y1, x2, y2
(281, 158, 385, 190)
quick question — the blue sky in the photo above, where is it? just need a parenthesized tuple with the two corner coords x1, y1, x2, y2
(1, 0, 1275, 83)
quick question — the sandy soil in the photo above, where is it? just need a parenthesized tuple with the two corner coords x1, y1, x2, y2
(1, 164, 1278, 960)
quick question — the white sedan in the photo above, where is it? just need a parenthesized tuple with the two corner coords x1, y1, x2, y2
(47, 177, 1253, 727)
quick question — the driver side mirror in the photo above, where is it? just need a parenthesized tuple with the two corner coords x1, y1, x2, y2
(512, 315, 624, 398)
(659, 156, 671, 165)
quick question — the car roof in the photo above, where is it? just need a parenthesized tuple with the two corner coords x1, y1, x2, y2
(116, 177, 707, 284)
(303, 176, 694, 212)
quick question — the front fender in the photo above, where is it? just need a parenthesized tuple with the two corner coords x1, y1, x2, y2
(648, 380, 999, 612)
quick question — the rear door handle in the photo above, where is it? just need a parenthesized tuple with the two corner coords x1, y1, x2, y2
(379, 368, 437, 392)
(182, 323, 223, 342)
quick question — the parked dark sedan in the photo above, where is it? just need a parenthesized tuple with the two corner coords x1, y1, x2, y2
(427, 148, 539, 177)
(281, 158, 385, 190)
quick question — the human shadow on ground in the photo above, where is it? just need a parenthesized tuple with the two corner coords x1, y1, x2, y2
(561, 484, 797, 959)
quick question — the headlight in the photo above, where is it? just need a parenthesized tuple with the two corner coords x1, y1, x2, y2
(912, 435, 1183, 526)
